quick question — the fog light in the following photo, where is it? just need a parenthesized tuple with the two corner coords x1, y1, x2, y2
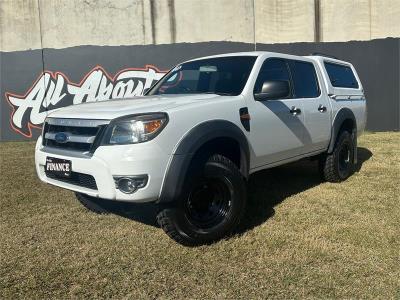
(114, 175, 148, 194)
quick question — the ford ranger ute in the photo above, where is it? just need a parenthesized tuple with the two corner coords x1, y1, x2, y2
(35, 52, 366, 246)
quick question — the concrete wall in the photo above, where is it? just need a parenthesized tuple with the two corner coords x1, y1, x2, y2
(38, 0, 152, 48)
(255, 0, 316, 43)
(320, 0, 400, 42)
(0, 0, 41, 51)
(1, 0, 399, 52)
(370, 0, 400, 39)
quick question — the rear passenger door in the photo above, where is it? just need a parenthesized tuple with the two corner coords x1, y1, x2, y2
(287, 60, 331, 152)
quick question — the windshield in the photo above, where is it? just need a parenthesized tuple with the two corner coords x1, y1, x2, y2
(146, 56, 257, 96)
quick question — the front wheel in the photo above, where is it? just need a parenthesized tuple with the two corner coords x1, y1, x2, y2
(157, 154, 247, 246)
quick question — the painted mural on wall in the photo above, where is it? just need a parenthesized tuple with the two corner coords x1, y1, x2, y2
(1, 39, 399, 141)
(5, 65, 166, 138)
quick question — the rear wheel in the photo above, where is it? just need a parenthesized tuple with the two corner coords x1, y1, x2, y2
(319, 130, 355, 182)
(157, 154, 246, 246)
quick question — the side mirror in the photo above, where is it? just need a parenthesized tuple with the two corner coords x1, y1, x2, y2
(254, 80, 290, 101)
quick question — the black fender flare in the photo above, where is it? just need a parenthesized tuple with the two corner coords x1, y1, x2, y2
(328, 108, 358, 163)
(158, 120, 250, 204)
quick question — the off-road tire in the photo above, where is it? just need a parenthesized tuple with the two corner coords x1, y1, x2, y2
(157, 154, 247, 246)
(319, 130, 354, 182)
(75, 192, 111, 214)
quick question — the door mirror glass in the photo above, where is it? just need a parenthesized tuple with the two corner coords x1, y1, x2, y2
(254, 80, 290, 101)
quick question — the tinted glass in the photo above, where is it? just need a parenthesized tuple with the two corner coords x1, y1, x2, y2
(289, 61, 320, 98)
(147, 56, 257, 96)
(254, 58, 291, 94)
(324, 62, 359, 88)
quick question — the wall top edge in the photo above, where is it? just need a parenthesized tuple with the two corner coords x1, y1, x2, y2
(1, 37, 399, 54)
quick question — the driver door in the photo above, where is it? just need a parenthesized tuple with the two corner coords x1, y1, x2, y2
(247, 58, 307, 169)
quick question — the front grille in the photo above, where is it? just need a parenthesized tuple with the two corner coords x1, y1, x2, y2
(42, 118, 109, 153)
(45, 139, 93, 152)
(44, 168, 98, 190)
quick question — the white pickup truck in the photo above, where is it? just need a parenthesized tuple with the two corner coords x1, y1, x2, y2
(35, 52, 366, 245)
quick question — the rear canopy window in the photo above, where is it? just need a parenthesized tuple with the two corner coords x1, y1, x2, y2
(289, 61, 320, 98)
(324, 62, 359, 89)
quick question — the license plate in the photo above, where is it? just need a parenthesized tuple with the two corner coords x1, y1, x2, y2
(45, 157, 72, 178)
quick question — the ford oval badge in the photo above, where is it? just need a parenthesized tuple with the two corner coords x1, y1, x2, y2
(55, 132, 69, 143)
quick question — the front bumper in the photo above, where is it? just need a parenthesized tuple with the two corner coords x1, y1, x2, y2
(35, 136, 171, 202)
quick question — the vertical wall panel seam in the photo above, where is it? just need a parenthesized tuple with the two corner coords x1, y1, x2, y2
(141, 0, 146, 44)
(369, 0, 372, 39)
(253, 0, 256, 51)
(314, 0, 321, 42)
(168, 0, 176, 44)
(149, 0, 156, 44)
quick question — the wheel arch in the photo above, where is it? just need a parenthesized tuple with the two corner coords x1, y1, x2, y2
(158, 120, 250, 204)
(328, 108, 358, 162)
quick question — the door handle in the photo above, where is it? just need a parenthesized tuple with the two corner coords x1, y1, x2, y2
(289, 106, 301, 115)
(318, 104, 327, 113)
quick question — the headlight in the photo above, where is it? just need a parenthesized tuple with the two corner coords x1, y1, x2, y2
(103, 113, 168, 145)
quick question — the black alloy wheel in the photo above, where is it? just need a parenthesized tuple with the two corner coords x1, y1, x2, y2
(184, 178, 233, 230)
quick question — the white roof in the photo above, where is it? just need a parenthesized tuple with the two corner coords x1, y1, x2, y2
(185, 51, 351, 66)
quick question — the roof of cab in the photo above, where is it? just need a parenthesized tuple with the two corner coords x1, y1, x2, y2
(184, 51, 301, 63)
(184, 51, 262, 63)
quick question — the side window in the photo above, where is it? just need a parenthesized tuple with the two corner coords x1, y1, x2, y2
(254, 58, 291, 95)
(289, 60, 320, 98)
(324, 62, 359, 88)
